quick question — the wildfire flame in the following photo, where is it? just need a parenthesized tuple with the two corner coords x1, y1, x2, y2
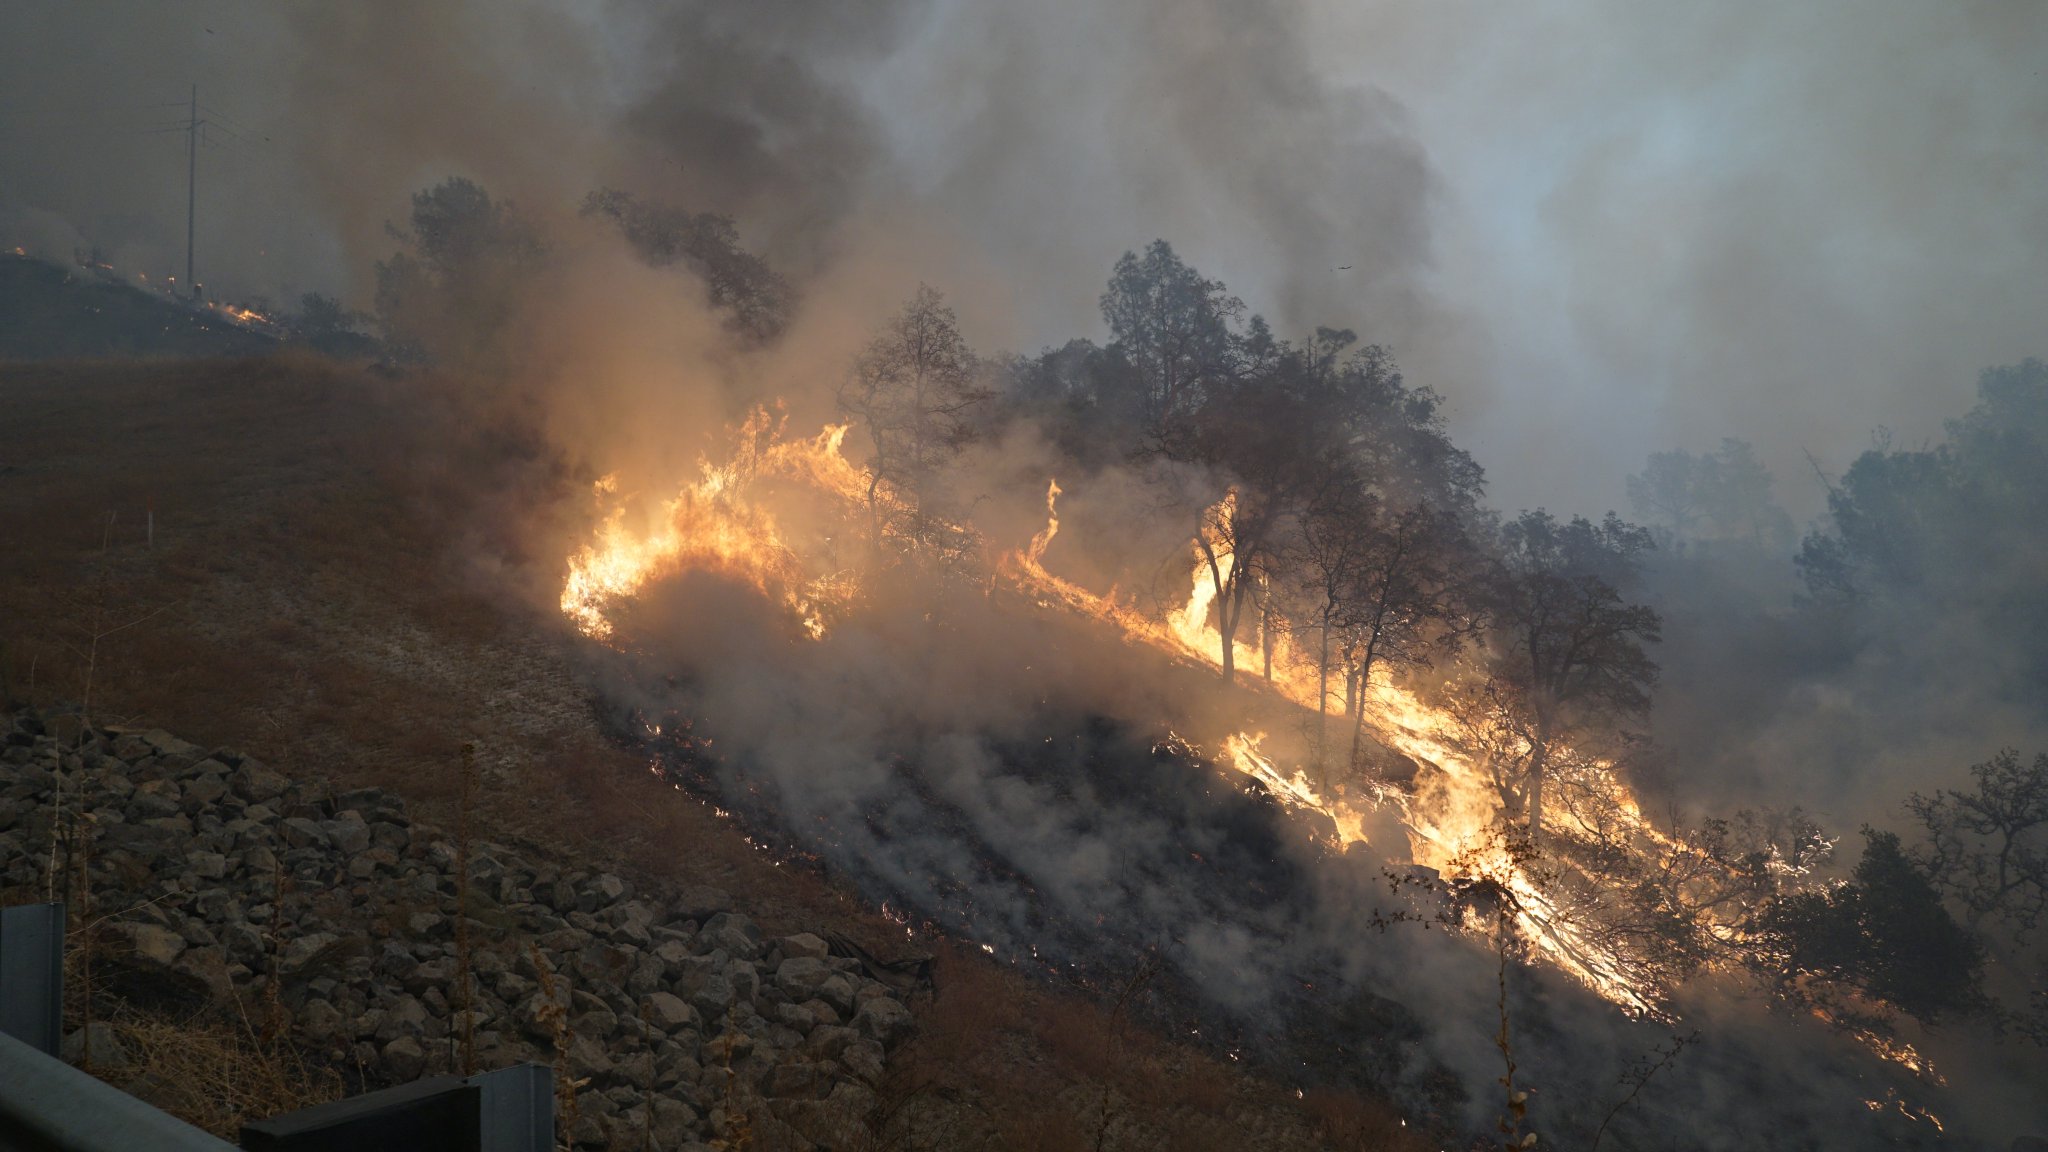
(214, 303, 272, 328)
(1002, 481, 1673, 1011)
(561, 408, 864, 642)
(559, 429, 1946, 1052)
(564, 438, 1678, 1010)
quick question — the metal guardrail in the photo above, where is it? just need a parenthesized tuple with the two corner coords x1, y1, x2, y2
(1, 900, 553, 1152)
(0, 902, 64, 1058)
(0, 1026, 241, 1152)
(239, 1064, 554, 1152)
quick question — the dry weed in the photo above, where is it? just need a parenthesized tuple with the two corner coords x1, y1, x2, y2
(107, 1009, 345, 1138)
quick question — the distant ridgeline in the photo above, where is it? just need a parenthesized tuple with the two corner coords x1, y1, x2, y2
(0, 254, 376, 362)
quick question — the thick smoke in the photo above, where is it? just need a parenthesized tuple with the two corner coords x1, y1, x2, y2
(1305, 0, 2048, 517)
(7, 2, 2046, 519)
(8, 1, 2047, 1146)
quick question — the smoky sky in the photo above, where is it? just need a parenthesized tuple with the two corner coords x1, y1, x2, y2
(4, 0, 2046, 518)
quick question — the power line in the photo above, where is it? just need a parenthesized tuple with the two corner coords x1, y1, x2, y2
(186, 84, 199, 298)
(197, 105, 257, 133)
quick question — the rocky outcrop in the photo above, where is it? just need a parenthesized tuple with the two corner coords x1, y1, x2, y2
(0, 709, 918, 1150)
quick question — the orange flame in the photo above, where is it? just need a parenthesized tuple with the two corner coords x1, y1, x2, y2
(1004, 480, 1677, 1011)
(561, 408, 862, 642)
(563, 437, 1736, 1015)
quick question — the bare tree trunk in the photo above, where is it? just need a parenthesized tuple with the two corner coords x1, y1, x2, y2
(1198, 539, 1234, 684)
(1524, 739, 1550, 846)
(1349, 674, 1370, 771)
(1315, 616, 1331, 781)
(866, 472, 885, 557)
(1349, 624, 1385, 771)
(1219, 584, 1242, 683)
(1260, 589, 1275, 683)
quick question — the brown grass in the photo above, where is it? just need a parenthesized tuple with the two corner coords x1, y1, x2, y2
(866, 945, 1434, 1152)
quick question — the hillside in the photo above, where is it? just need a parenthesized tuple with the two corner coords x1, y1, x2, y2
(0, 254, 281, 361)
(0, 354, 1423, 1150)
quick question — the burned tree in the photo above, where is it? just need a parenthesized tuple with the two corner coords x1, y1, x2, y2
(1293, 476, 1471, 777)
(1176, 360, 1344, 685)
(1338, 504, 1472, 771)
(1293, 474, 1379, 771)
(1287, 336, 1482, 769)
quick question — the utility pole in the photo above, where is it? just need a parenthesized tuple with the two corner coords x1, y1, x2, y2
(185, 84, 200, 300)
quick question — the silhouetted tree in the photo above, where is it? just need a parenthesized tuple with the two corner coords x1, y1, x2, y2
(582, 188, 792, 343)
(1292, 477, 1471, 776)
(1099, 239, 1244, 435)
(1338, 504, 1473, 771)
(1799, 359, 2048, 599)
(1180, 369, 1335, 684)
(1909, 749, 2048, 938)
(1170, 322, 1485, 692)
(1627, 439, 1791, 548)
(1626, 451, 1709, 541)
(373, 177, 547, 365)
(838, 285, 991, 555)
(1769, 829, 1984, 1022)
(993, 338, 1150, 468)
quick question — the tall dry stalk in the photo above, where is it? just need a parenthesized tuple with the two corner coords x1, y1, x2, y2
(455, 741, 478, 1076)
(642, 1043, 656, 1152)
(73, 809, 95, 1069)
(46, 511, 169, 900)
(1589, 1031, 1698, 1152)
(1491, 900, 1535, 1152)
(528, 943, 579, 1147)
(716, 1006, 754, 1151)
(44, 732, 65, 902)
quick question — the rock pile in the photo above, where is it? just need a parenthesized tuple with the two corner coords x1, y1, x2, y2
(0, 709, 919, 1150)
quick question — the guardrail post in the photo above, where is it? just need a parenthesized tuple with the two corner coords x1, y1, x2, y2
(0, 901, 66, 1057)
(475, 1063, 554, 1152)
(238, 1062, 554, 1151)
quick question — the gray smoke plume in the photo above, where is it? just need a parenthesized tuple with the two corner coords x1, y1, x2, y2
(6, 1, 2044, 522)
